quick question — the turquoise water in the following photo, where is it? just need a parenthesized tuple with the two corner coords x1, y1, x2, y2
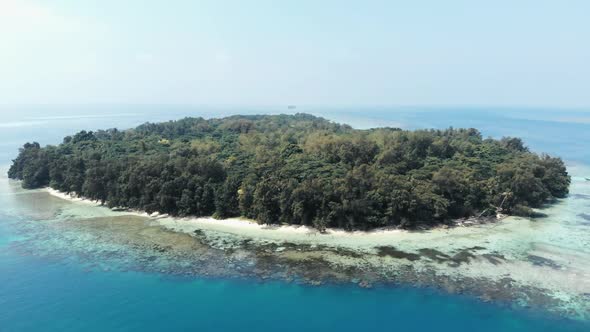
(1, 106, 589, 331)
(0, 245, 585, 332)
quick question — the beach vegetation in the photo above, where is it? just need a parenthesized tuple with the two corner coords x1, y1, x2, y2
(8, 114, 571, 229)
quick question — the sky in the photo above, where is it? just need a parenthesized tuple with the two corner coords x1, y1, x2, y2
(0, 0, 589, 108)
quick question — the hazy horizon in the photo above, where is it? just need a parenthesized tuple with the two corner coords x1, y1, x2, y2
(1, 0, 589, 108)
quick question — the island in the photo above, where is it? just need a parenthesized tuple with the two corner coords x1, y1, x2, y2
(8, 114, 570, 231)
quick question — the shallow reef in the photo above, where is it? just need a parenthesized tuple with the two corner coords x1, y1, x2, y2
(1, 165, 590, 321)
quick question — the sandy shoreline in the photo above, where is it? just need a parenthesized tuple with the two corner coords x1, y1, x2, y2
(41, 187, 525, 252)
(41, 186, 524, 252)
(44, 187, 410, 240)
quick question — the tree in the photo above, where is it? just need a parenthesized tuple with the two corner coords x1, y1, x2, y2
(7, 114, 570, 230)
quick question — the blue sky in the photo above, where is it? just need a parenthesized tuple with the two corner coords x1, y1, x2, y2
(0, 0, 589, 107)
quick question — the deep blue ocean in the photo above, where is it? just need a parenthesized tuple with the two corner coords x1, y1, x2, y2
(1, 106, 589, 331)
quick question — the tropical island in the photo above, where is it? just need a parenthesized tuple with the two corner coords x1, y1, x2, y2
(8, 114, 570, 231)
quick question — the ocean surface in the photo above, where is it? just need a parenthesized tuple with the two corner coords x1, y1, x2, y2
(1, 106, 589, 331)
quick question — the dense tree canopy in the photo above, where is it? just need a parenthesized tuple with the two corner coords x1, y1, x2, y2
(8, 114, 570, 230)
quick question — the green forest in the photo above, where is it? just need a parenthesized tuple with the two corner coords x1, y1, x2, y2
(8, 114, 570, 230)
